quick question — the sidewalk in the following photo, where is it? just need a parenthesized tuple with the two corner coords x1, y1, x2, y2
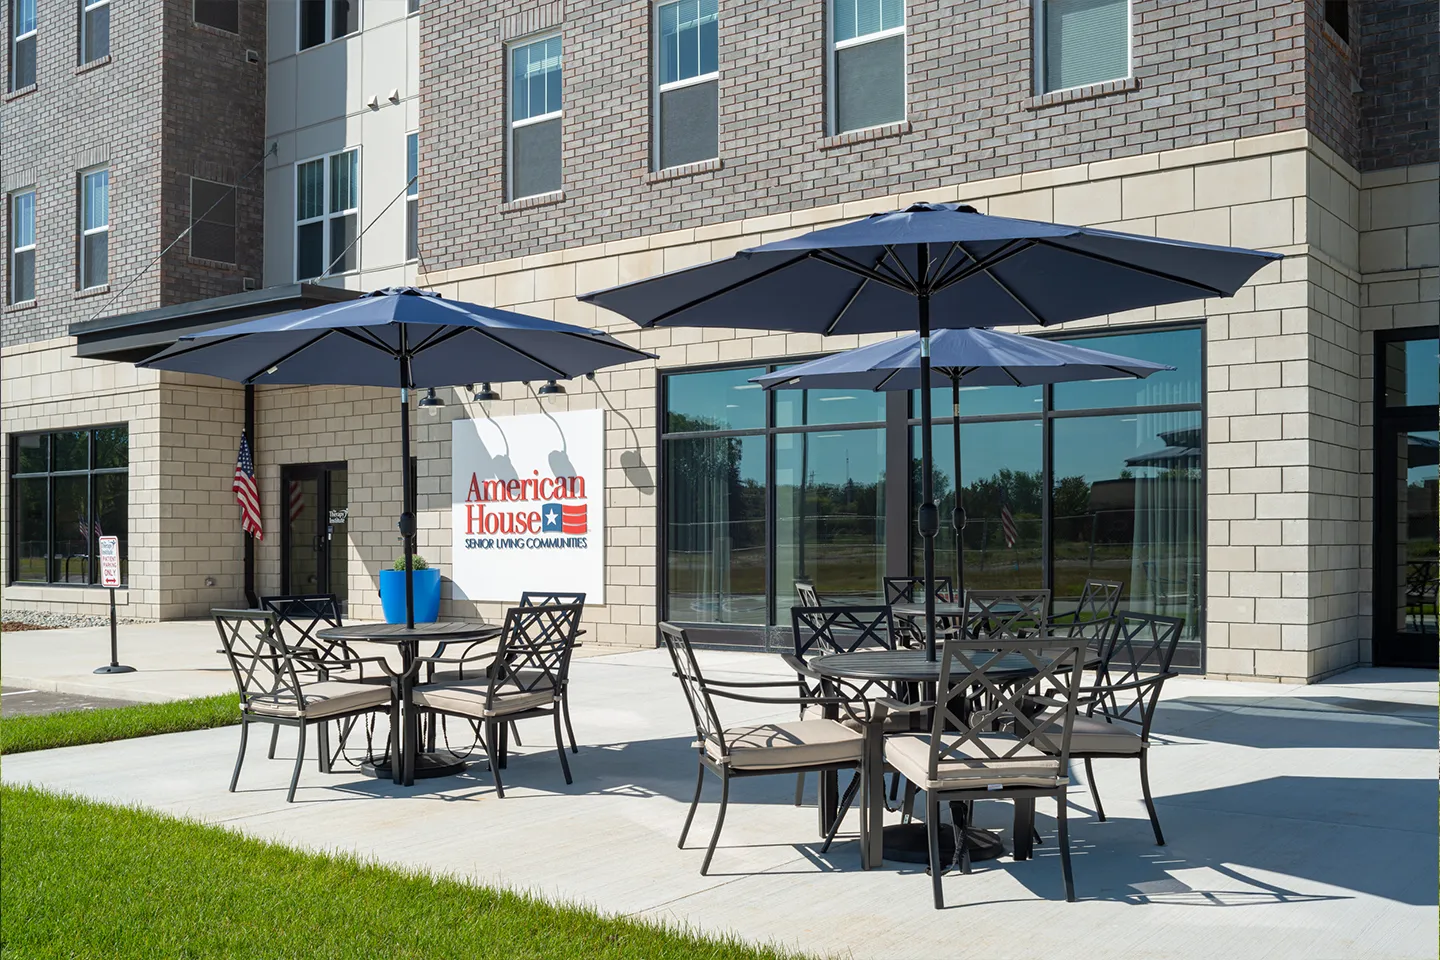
(1, 620, 238, 703)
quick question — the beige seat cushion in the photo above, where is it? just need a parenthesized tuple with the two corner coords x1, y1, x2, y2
(706, 719, 863, 771)
(884, 733, 1062, 790)
(247, 679, 391, 720)
(412, 681, 554, 718)
(800, 702, 917, 733)
(1033, 712, 1143, 755)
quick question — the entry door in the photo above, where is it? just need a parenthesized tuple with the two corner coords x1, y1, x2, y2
(1375, 423, 1438, 667)
(282, 463, 348, 611)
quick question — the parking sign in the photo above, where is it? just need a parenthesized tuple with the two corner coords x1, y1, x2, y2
(99, 536, 120, 587)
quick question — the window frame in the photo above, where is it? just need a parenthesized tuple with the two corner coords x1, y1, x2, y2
(188, 176, 237, 265)
(1034, 0, 1133, 97)
(293, 147, 360, 282)
(506, 32, 563, 202)
(9, 424, 130, 587)
(78, 165, 109, 291)
(826, 0, 907, 136)
(405, 132, 418, 263)
(193, 0, 240, 34)
(10, 0, 37, 90)
(9, 188, 35, 304)
(296, 0, 358, 53)
(79, 0, 109, 64)
(652, 0, 720, 172)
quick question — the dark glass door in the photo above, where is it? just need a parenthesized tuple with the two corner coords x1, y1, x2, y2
(281, 462, 348, 611)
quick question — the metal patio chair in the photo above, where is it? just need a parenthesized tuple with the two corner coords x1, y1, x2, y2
(869, 635, 1084, 907)
(1034, 611, 1184, 845)
(1048, 579, 1123, 650)
(518, 591, 585, 754)
(215, 609, 396, 803)
(884, 576, 956, 648)
(786, 604, 901, 809)
(963, 588, 1051, 641)
(794, 578, 821, 608)
(409, 602, 583, 797)
(661, 622, 867, 875)
(261, 593, 362, 771)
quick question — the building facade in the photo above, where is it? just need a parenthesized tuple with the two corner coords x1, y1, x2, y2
(2, 0, 1436, 681)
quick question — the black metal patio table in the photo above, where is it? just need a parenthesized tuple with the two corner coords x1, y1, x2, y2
(316, 620, 501, 786)
(808, 648, 1059, 869)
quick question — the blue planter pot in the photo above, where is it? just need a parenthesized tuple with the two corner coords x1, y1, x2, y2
(379, 568, 441, 624)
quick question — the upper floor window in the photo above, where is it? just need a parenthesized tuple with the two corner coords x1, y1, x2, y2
(79, 167, 108, 290)
(1324, 1, 1349, 44)
(190, 178, 236, 264)
(406, 132, 418, 262)
(9, 189, 35, 303)
(80, 0, 109, 63)
(10, 0, 36, 89)
(194, 0, 239, 33)
(1037, 0, 1130, 94)
(831, 0, 905, 134)
(655, 0, 718, 170)
(508, 35, 562, 200)
(299, 0, 356, 51)
(295, 149, 358, 281)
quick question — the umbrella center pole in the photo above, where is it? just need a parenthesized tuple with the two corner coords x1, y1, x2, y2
(399, 346, 417, 631)
(916, 275, 939, 662)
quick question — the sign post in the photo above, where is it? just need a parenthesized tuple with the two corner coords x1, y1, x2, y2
(93, 536, 134, 675)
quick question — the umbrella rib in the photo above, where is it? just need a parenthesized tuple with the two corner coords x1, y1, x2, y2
(242, 330, 334, 383)
(1034, 238, 1232, 298)
(140, 332, 248, 364)
(880, 245, 919, 288)
(982, 263, 1050, 326)
(928, 242, 963, 291)
(408, 325, 470, 358)
(644, 252, 813, 326)
(334, 327, 399, 356)
(932, 239, 1033, 292)
(458, 326, 570, 379)
(822, 247, 893, 336)
(811, 251, 915, 294)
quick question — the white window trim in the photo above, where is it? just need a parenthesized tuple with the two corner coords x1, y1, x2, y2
(657, 70, 718, 95)
(827, 1, 907, 137)
(1033, 0, 1133, 98)
(10, 188, 35, 303)
(652, 0, 721, 172)
(293, 148, 360, 282)
(506, 32, 563, 202)
(296, 0, 359, 53)
(12, 0, 37, 88)
(405, 131, 418, 264)
(79, 167, 108, 291)
(80, 0, 109, 63)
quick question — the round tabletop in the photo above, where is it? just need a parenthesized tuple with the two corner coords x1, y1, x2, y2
(315, 620, 501, 644)
(808, 648, 1049, 682)
(890, 601, 966, 619)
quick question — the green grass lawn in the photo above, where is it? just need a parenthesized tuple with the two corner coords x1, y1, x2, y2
(0, 693, 241, 755)
(0, 786, 805, 960)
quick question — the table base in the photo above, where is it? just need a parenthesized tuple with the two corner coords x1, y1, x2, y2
(360, 750, 472, 781)
(880, 823, 1006, 864)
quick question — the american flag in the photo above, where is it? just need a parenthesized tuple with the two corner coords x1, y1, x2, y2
(78, 516, 102, 542)
(287, 480, 305, 524)
(999, 488, 1017, 549)
(233, 432, 263, 540)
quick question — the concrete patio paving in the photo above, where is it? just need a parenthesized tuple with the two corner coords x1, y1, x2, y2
(2, 643, 1435, 960)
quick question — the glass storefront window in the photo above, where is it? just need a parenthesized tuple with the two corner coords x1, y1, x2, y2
(1383, 337, 1439, 408)
(666, 366, 765, 432)
(1053, 328, 1203, 410)
(8, 425, 128, 585)
(1052, 410, 1204, 666)
(776, 386, 885, 428)
(664, 434, 767, 624)
(776, 427, 886, 612)
(916, 382, 1043, 419)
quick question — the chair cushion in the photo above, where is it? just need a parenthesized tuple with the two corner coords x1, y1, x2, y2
(247, 679, 391, 720)
(884, 733, 1062, 790)
(412, 681, 554, 718)
(1033, 711, 1144, 755)
(800, 702, 916, 732)
(706, 719, 863, 771)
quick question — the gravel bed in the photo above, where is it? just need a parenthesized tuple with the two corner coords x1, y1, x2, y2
(1, 610, 153, 630)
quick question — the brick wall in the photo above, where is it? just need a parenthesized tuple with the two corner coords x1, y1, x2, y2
(420, 0, 1310, 274)
(1358, 0, 1439, 170)
(1306, 0, 1362, 167)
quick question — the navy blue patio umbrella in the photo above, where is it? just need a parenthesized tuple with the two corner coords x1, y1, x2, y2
(751, 328, 1174, 649)
(140, 286, 652, 627)
(581, 202, 1280, 659)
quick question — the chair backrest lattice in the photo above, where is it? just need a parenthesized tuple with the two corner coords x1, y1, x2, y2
(215, 609, 305, 713)
(660, 622, 727, 759)
(795, 580, 821, 608)
(1051, 579, 1123, 647)
(520, 591, 586, 609)
(262, 594, 348, 670)
(1092, 611, 1184, 731)
(884, 576, 956, 606)
(791, 605, 896, 659)
(489, 602, 583, 707)
(929, 636, 1084, 784)
(963, 589, 1051, 641)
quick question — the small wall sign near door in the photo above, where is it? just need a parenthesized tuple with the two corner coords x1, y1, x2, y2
(451, 408, 605, 603)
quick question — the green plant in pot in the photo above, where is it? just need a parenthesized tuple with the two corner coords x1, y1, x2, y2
(380, 554, 441, 624)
